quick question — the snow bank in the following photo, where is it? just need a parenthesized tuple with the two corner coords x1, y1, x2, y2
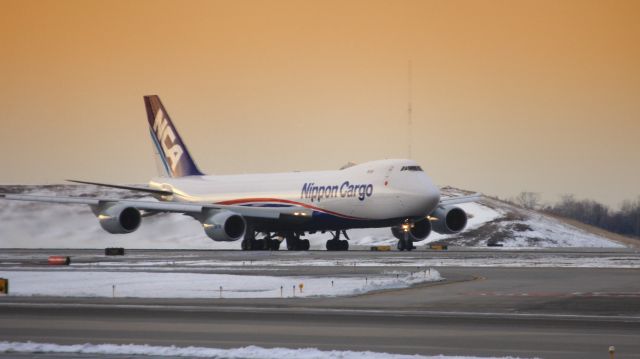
(495, 215, 625, 248)
(0, 341, 534, 359)
(2, 270, 442, 298)
(65, 259, 640, 270)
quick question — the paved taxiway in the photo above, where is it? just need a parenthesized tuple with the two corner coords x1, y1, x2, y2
(1, 248, 639, 358)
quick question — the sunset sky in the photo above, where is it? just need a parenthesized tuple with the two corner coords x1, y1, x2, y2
(1, 0, 638, 207)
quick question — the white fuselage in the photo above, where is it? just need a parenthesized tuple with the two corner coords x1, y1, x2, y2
(149, 159, 440, 230)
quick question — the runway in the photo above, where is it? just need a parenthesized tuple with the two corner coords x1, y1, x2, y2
(1, 249, 639, 358)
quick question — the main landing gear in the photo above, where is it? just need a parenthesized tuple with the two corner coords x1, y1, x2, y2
(285, 232, 310, 251)
(325, 230, 349, 251)
(241, 230, 311, 251)
(241, 230, 351, 251)
(241, 231, 281, 251)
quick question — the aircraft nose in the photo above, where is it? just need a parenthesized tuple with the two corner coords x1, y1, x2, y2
(410, 175, 440, 215)
(423, 182, 441, 212)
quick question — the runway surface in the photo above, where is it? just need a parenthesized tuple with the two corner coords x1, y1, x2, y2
(1, 248, 639, 358)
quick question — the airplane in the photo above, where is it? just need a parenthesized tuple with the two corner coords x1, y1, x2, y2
(0, 95, 479, 251)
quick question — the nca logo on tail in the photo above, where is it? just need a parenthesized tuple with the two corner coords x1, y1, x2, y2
(153, 109, 184, 171)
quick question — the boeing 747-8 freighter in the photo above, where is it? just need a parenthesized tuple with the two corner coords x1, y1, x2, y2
(1, 96, 478, 251)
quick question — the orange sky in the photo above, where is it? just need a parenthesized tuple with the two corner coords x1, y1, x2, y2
(1, 0, 639, 207)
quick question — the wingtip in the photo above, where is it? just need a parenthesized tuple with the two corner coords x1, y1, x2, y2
(66, 179, 92, 186)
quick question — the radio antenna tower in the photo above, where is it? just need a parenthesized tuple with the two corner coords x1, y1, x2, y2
(407, 60, 413, 159)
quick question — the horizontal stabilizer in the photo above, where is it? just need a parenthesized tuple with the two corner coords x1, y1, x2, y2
(66, 180, 173, 196)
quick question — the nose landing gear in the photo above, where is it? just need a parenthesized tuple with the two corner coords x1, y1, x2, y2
(396, 222, 415, 251)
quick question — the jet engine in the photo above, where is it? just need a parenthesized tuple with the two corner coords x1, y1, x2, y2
(431, 206, 467, 234)
(94, 204, 142, 234)
(391, 218, 432, 241)
(202, 211, 246, 241)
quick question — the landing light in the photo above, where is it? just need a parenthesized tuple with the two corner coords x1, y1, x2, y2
(427, 216, 438, 221)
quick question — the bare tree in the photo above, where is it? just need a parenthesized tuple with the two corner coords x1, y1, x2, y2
(546, 194, 639, 239)
(514, 191, 541, 210)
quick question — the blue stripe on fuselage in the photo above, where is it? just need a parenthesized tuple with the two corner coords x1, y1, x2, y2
(240, 204, 293, 208)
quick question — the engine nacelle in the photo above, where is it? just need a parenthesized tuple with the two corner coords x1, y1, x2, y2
(391, 218, 432, 241)
(95, 204, 141, 234)
(202, 211, 246, 241)
(431, 206, 467, 234)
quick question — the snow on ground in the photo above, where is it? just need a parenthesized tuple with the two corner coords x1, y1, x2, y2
(1, 270, 442, 298)
(0, 341, 533, 359)
(495, 215, 621, 248)
(0, 185, 626, 249)
(436, 197, 625, 249)
(64, 255, 640, 269)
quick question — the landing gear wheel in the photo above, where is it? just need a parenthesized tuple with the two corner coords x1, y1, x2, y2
(326, 239, 349, 251)
(397, 239, 406, 251)
(341, 240, 349, 251)
(270, 240, 281, 251)
(285, 233, 310, 251)
(265, 237, 280, 251)
(242, 229, 259, 251)
(326, 240, 335, 251)
(300, 239, 310, 251)
(286, 236, 296, 250)
(253, 239, 265, 250)
(241, 237, 268, 251)
(406, 239, 414, 251)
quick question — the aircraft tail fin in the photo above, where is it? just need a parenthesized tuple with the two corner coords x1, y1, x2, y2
(144, 95, 204, 178)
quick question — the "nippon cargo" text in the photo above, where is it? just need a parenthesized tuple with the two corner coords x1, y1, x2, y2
(301, 181, 374, 202)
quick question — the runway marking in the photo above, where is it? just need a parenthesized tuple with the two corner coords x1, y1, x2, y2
(465, 291, 640, 298)
(1, 302, 639, 322)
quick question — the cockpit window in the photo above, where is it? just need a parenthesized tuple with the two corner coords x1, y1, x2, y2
(400, 165, 423, 172)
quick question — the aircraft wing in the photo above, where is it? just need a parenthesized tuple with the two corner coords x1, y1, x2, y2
(439, 193, 482, 206)
(0, 193, 308, 220)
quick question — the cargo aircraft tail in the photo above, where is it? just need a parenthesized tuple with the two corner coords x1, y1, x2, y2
(144, 95, 204, 178)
